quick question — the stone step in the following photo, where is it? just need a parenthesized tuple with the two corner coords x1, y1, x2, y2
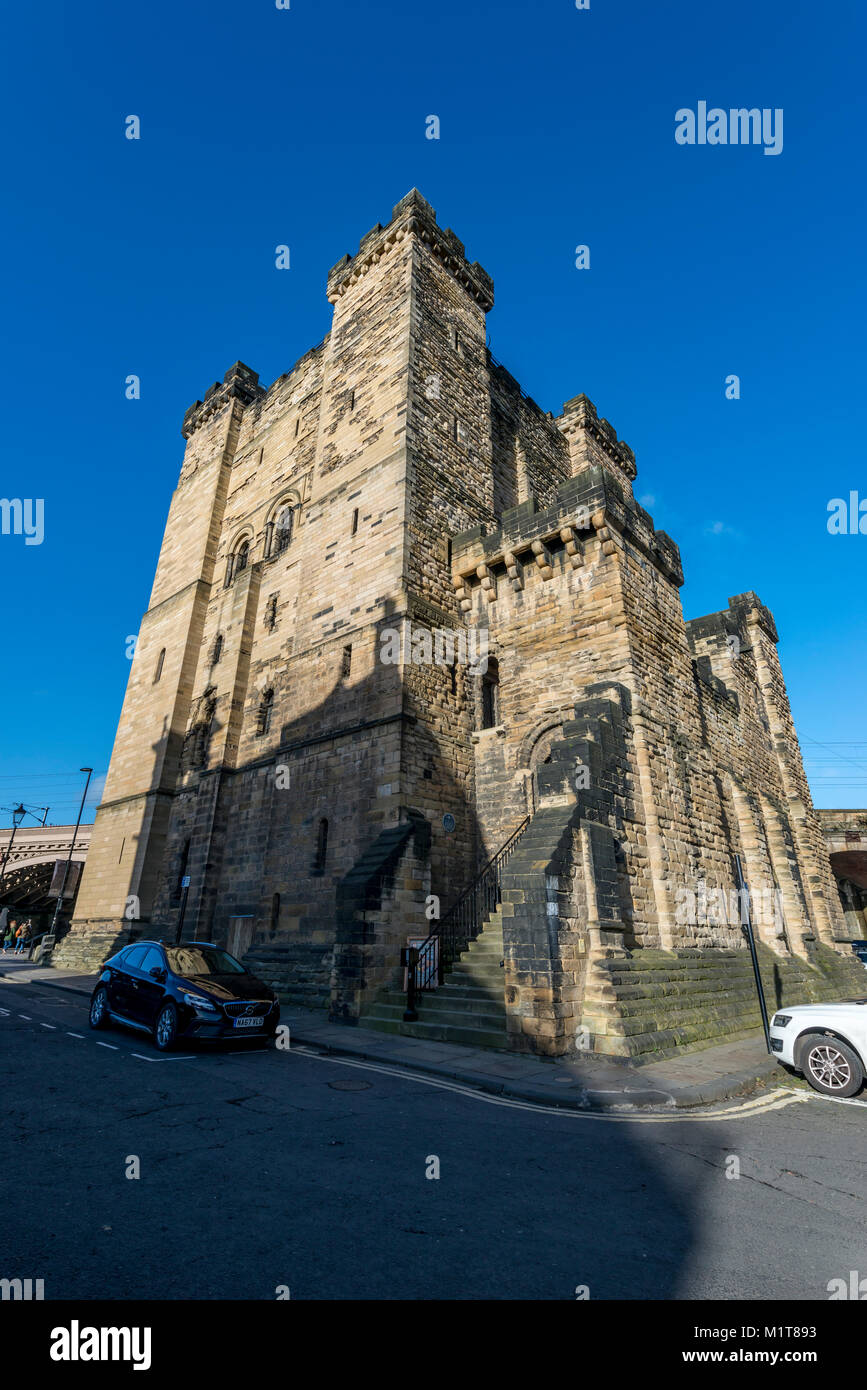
(362, 910, 508, 1051)
(360, 1014, 508, 1050)
(588, 1018, 760, 1060)
(583, 981, 763, 1012)
(582, 999, 762, 1040)
(456, 959, 504, 974)
(461, 943, 504, 961)
(364, 1000, 506, 1030)
(377, 983, 504, 1008)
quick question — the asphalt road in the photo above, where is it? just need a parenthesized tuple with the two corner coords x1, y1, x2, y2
(1, 974, 865, 1301)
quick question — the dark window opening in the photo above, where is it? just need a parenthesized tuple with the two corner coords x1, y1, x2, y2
(351, 508, 359, 536)
(313, 818, 328, 875)
(153, 648, 166, 683)
(273, 507, 294, 555)
(349, 389, 356, 411)
(265, 595, 278, 631)
(341, 644, 352, 679)
(256, 688, 274, 737)
(234, 540, 250, 578)
(481, 658, 500, 730)
(211, 633, 223, 665)
(295, 417, 300, 437)
(270, 893, 281, 934)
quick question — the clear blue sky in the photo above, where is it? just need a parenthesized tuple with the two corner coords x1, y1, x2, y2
(1, 0, 865, 825)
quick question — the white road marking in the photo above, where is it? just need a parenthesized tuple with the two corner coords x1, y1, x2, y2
(0, 1007, 10, 1016)
(798, 1090, 867, 1109)
(66, 1032, 84, 1039)
(18, 1014, 31, 1020)
(290, 1047, 806, 1124)
(40, 1023, 57, 1030)
(95, 1042, 118, 1050)
(130, 1053, 196, 1063)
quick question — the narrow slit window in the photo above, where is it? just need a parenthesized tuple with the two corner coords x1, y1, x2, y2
(481, 658, 500, 730)
(153, 648, 166, 683)
(341, 644, 352, 679)
(256, 688, 274, 737)
(313, 818, 328, 874)
(351, 508, 359, 536)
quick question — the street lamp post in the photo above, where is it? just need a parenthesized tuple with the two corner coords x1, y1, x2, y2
(0, 803, 27, 886)
(48, 768, 93, 943)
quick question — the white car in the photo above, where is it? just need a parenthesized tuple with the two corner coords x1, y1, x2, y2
(770, 1001, 867, 1097)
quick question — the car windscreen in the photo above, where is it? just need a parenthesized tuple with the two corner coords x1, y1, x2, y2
(164, 946, 247, 977)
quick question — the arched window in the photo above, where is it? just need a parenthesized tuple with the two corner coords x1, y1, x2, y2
(313, 818, 328, 875)
(481, 658, 500, 730)
(225, 538, 251, 587)
(211, 633, 223, 665)
(273, 506, 294, 555)
(256, 688, 274, 737)
(153, 648, 166, 683)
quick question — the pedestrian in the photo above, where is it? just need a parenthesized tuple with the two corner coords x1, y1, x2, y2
(2, 921, 13, 953)
(14, 921, 29, 955)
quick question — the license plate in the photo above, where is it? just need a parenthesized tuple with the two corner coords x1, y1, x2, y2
(233, 1016, 263, 1029)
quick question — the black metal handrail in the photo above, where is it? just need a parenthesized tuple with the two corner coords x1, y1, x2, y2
(404, 815, 530, 1019)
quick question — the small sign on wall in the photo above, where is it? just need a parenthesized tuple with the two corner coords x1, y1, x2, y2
(49, 861, 82, 897)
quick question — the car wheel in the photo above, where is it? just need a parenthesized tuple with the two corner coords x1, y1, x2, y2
(154, 1002, 178, 1052)
(801, 1033, 864, 1098)
(89, 987, 109, 1030)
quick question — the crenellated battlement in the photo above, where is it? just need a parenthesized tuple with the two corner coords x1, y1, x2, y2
(686, 590, 779, 653)
(182, 361, 265, 439)
(326, 188, 495, 311)
(450, 464, 682, 607)
(555, 393, 637, 490)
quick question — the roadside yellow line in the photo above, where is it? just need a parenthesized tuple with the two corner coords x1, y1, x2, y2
(291, 1047, 805, 1123)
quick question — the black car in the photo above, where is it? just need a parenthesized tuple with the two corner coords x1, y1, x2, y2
(89, 940, 280, 1051)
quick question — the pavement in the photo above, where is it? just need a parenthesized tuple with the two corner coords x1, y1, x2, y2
(4, 969, 862, 1304)
(0, 955, 784, 1111)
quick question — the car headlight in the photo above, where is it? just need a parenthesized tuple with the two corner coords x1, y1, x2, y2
(772, 1013, 791, 1028)
(179, 991, 218, 1013)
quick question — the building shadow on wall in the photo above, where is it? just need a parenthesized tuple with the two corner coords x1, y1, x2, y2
(149, 617, 492, 993)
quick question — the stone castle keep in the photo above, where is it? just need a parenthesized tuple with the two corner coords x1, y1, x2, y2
(60, 189, 864, 1057)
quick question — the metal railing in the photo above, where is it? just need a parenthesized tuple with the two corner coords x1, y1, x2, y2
(404, 815, 530, 1020)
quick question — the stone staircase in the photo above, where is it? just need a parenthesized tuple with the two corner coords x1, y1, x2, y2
(581, 941, 867, 1061)
(360, 910, 508, 1049)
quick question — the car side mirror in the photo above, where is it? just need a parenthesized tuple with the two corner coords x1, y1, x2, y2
(149, 967, 166, 981)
